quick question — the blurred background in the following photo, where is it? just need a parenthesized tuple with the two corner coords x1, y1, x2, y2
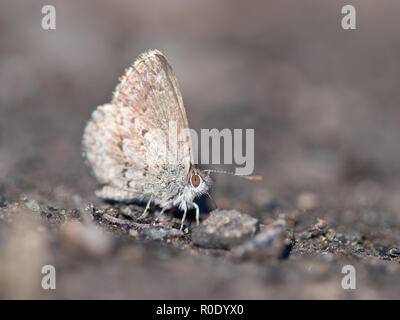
(1, 0, 400, 299)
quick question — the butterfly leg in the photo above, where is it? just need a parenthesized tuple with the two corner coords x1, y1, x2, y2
(139, 195, 153, 219)
(193, 202, 200, 226)
(155, 206, 168, 222)
(180, 204, 187, 231)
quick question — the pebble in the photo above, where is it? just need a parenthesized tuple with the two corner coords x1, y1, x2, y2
(140, 226, 183, 240)
(387, 247, 400, 257)
(313, 218, 327, 230)
(325, 229, 336, 241)
(231, 219, 287, 260)
(299, 218, 328, 239)
(191, 209, 258, 249)
(23, 199, 41, 212)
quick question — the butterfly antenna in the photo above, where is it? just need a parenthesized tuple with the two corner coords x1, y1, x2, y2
(204, 169, 263, 181)
(205, 191, 217, 209)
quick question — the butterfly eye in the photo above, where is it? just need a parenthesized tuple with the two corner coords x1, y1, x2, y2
(191, 174, 201, 188)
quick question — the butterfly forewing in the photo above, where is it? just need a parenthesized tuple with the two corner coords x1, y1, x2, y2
(83, 50, 193, 201)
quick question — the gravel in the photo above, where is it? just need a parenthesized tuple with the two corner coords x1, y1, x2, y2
(191, 209, 258, 249)
(231, 219, 287, 260)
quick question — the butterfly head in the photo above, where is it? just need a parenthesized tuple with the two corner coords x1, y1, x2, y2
(188, 167, 212, 197)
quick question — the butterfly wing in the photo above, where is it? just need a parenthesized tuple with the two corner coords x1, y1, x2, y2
(82, 50, 193, 201)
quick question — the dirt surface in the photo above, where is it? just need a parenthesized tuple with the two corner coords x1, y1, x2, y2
(1, 1, 400, 299)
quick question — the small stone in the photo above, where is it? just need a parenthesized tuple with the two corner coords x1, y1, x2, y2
(120, 205, 141, 219)
(85, 203, 95, 214)
(231, 219, 287, 260)
(313, 218, 327, 230)
(299, 230, 313, 240)
(326, 229, 336, 241)
(24, 199, 41, 212)
(140, 226, 183, 240)
(191, 209, 258, 249)
(387, 247, 400, 257)
(301, 218, 328, 239)
(336, 233, 347, 243)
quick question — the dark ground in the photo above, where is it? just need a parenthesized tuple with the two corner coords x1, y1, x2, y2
(1, 0, 400, 299)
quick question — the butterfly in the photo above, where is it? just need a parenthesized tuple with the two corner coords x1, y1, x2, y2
(82, 50, 212, 230)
